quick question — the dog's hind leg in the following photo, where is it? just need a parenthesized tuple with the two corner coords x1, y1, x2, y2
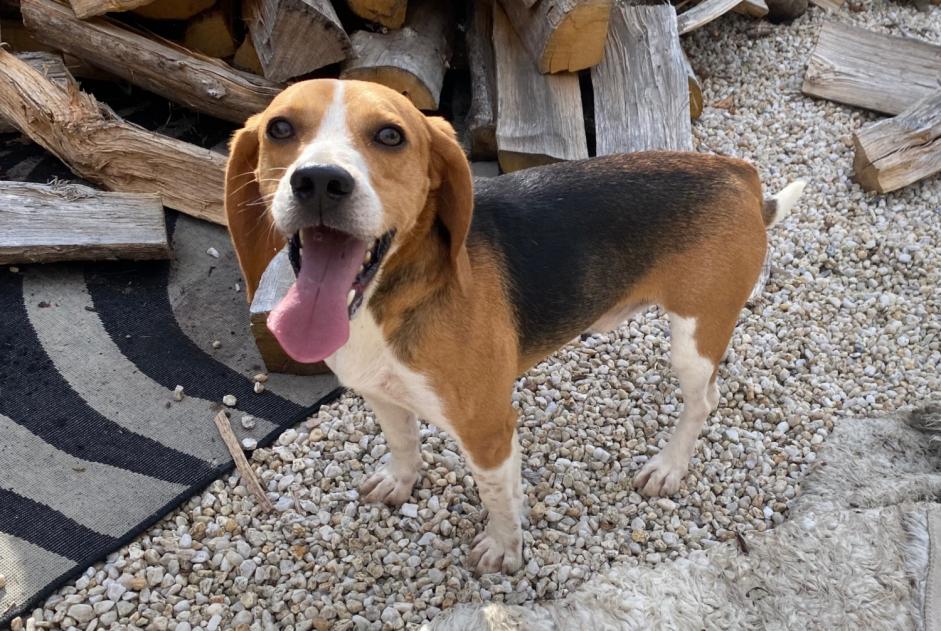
(634, 312, 730, 497)
(359, 396, 422, 506)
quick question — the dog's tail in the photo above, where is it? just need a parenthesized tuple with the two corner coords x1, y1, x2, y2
(762, 179, 807, 228)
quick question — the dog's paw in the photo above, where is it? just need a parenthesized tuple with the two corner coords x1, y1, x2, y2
(633, 451, 687, 497)
(359, 466, 418, 506)
(468, 530, 523, 575)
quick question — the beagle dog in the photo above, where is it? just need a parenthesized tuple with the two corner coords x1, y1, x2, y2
(225, 79, 805, 575)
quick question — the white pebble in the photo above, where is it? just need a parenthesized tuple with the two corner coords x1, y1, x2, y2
(223, 394, 237, 407)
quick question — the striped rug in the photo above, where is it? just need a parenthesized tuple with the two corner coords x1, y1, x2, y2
(0, 212, 339, 625)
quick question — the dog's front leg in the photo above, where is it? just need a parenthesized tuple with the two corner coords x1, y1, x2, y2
(459, 410, 524, 575)
(359, 396, 422, 506)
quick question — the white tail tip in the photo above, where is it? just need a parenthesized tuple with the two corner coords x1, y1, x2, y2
(766, 179, 807, 228)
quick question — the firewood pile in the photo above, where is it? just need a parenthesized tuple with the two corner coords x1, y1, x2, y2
(0, 0, 789, 224)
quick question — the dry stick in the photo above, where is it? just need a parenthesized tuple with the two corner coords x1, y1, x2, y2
(22, 0, 280, 123)
(211, 411, 274, 512)
(0, 48, 227, 224)
(676, 0, 740, 35)
(68, 0, 152, 18)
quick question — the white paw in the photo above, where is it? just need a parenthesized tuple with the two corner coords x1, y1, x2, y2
(633, 451, 688, 497)
(359, 466, 417, 506)
(468, 530, 523, 575)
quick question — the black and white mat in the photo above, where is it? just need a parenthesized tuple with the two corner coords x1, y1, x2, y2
(0, 211, 339, 625)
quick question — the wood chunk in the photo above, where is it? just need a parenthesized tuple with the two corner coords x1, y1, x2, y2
(21, 0, 280, 123)
(133, 0, 215, 19)
(465, 0, 498, 159)
(249, 250, 332, 376)
(244, 0, 351, 82)
(853, 90, 941, 193)
(68, 0, 152, 18)
(808, 0, 845, 9)
(682, 50, 703, 121)
(592, 4, 691, 154)
(802, 21, 941, 116)
(493, 2, 587, 172)
(346, 0, 407, 29)
(341, 0, 452, 111)
(211, 411, 273, 512)
(1, 52, 75, 134)
(0, 48, 227, 224)
(233, 35, 263, 74)
(498, 0, 613, 74)
(676, 0, 740, 34)
(0, 182, 169, 264)
(183, 8, 236, 58)
(733, 0, 769, 17)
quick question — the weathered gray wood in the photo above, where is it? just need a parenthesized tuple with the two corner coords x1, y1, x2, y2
(493, 2, 587, 172)
(853, 90, 941, 193)
(0, 48, 227, 224)
(21, 0, 280, 124)
(250, 250, 332, 375)
(245, 0, 351, 83)
(0, 182, 169, 264)
(68, 0, 151, 18)
(802, 21, 941, 116)
(340, 0, 452, 110)
(465, 0, 497, 159)
(346, 0, 408, 28)
(592, 4, 691, 154)
(676, 0, 740, 34)
(498, 0, 613, 74)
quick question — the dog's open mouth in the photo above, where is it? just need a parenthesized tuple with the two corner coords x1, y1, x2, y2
(267, 226, 394, 364)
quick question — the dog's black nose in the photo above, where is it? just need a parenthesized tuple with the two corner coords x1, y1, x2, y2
(290, 165, 355, 204)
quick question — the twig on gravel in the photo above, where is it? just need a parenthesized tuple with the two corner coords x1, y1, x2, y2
(211, 410, 272, 512)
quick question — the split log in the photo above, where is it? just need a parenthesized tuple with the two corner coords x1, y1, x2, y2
(21, 0, 280, 124)
(244, 0, 351, 82)
(733, 0, 769, 17)
(250, 250, 331, 376)
(465, 0, 497, 159)
(492, 3, 587, 172)
(683, 50, 703, 121)
(802, 21, 941, 116)
(233, 36, 263, 75)
(67, 0, 151, 18)
(183, 8, 236, 58)
(808, 0, 845, 9)
(0, 182, 169, 264)
(497, 0, 613, 74)
(591, 4, 691, 154)
(346, 0, 407, 29)
(133, 0, 215, 19)
(676, 0, 740, 34)
(0, 48, 227, 224)
(1, 52, 75, 134)
(853, 90, 941, 193)
(341, 0, 452, 111)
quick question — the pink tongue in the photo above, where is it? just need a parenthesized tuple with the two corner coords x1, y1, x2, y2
(269, 227, 368, 363)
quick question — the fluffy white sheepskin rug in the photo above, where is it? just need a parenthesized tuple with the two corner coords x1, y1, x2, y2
(427, 404, 941, 631)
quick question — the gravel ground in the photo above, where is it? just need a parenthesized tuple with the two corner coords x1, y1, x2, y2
(15, 3, 941, 630)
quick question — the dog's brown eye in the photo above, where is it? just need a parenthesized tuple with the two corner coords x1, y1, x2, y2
(267, 118, 294, 140)
(375, 126, 404, 147)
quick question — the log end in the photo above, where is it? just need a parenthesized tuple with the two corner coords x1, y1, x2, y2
(340, 66, 437, 110)
(852, 132, 885, 193)
(539, 0, 614, 73)
(347, 0, 408, 29)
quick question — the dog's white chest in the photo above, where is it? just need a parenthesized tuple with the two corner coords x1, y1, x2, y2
(325, 309, 444, 422)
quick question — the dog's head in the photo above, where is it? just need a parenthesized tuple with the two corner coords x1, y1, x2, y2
(225, 79, 473, 363)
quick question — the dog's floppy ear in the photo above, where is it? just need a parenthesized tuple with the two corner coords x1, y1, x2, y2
(225, 114, 286, 303)
(427, 116, 473, 289)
